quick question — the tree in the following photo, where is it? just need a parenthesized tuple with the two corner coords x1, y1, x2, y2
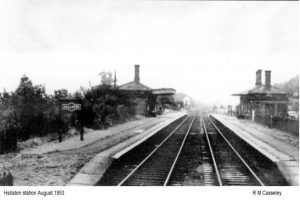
(83, 84, 133, 128)
(16, 75, 33, 95)
(1, 75, 77, 151)
(54, 89, 69, 100)
(0, 89, 10, 110)
(99, 71, 114, 86)
(73, 86, 87, 99)
(11, 75, 54, 139)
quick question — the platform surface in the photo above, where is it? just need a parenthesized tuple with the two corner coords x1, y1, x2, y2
(67, 111, 186, 186)
(211, 113, 299, 186)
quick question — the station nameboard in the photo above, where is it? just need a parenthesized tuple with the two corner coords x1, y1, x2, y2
(58, 99, 84, 142)
(61, 102, 81, 112)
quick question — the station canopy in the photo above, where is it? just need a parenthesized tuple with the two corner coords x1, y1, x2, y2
(151, 88, 176, 95)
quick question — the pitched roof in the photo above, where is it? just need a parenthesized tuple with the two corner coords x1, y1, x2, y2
(232, 85, 287, 96)
(119, 81, 151, 91)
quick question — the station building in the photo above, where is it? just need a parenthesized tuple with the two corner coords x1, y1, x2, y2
(233, 70, 288, 121)
(119, 65, 176, 116)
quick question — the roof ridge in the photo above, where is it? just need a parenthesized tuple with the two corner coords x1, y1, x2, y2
(119, 81, 151, 90)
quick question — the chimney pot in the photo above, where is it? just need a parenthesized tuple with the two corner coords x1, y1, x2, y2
(265, 70, 271, 90)
(134, 65, 140, 83)
(255, 70, 262, 86)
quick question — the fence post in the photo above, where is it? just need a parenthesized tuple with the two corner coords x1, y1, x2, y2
(77, 104, 84, 141)
(80, 123, 84, 141)
(58, 101, 62, 143)
(269, 115, 273, 128)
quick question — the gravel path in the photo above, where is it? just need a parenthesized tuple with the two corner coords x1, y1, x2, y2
(0, 152, 94, 186)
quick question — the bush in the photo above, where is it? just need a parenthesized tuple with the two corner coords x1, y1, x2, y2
(0, 128, 18, 154)
(0, 74, 136, 153)
(0, 168, 13, 186)
(83, 85, 133, 128)
(0, 76, 73, 151)
(0, 108, 18, 153)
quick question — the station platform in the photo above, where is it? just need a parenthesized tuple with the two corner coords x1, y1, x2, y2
(67, 111, 187, 186)
(211, 113, 299, 186)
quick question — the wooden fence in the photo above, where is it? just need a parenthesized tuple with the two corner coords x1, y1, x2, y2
(254, 114, 299, 136)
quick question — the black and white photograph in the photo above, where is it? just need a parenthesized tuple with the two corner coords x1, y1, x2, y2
(0, 0, 299, 203)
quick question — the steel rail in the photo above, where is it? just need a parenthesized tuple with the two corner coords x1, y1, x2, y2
(117, 115, 190, 186)
(207, 115, 265, 186)
(163, 113, 197, 186)
(202, 114, 223, 186)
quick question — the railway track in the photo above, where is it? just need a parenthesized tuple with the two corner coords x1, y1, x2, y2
(118, 114, 196, 186)
(201, 114, 264, 186)
(97, 112, 283, 186)
(166, 114, 219, 186)
(97, 113, 197, 186)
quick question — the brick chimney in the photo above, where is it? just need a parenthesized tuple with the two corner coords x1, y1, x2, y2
(265, 70, 271, 90)
(134, 65, 140, 83)
(255, 69, 262, 86)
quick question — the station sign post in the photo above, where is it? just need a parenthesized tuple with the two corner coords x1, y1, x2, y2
(58, 98, 84, 142)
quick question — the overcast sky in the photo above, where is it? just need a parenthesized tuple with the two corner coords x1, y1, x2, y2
(0, 0, 298, 106)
